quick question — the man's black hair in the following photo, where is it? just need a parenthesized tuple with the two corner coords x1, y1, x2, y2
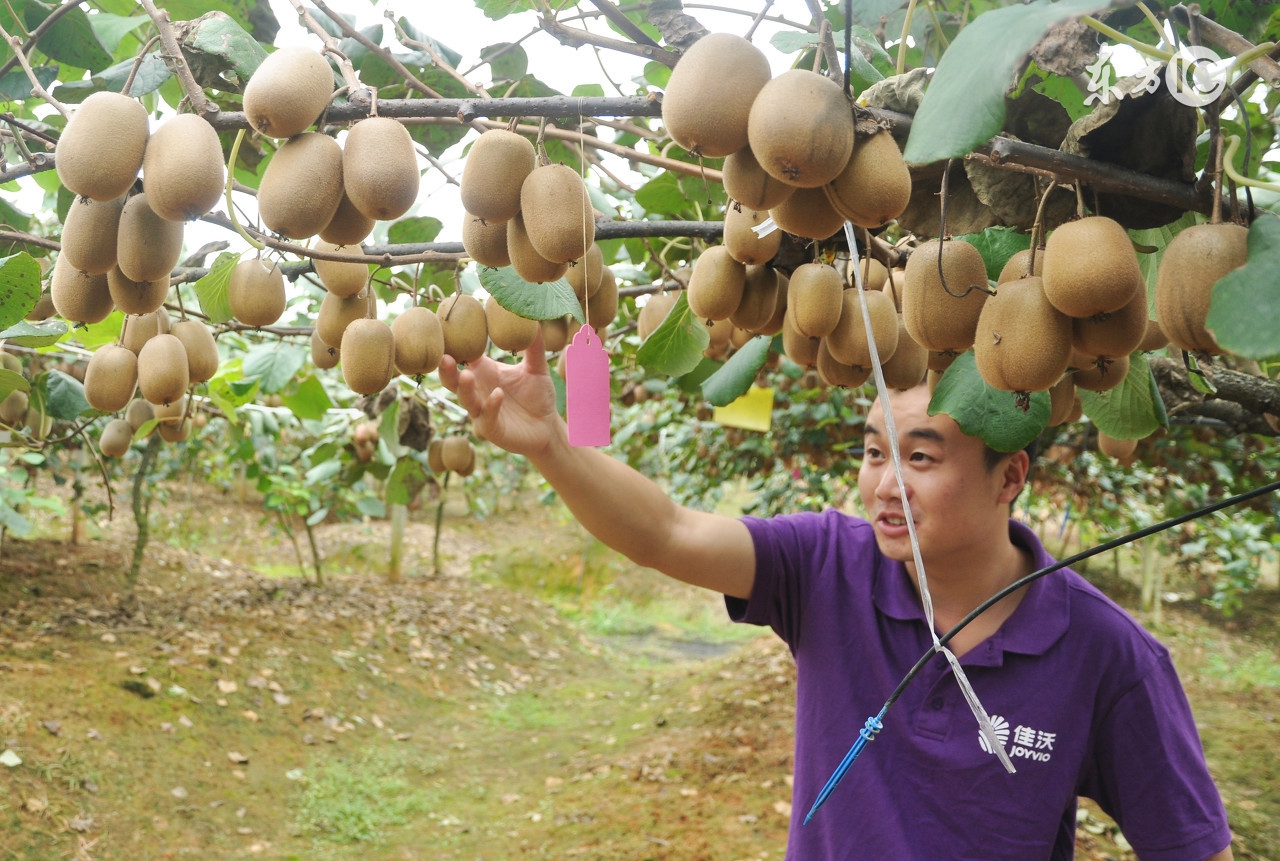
(983, 439, 1039, 472)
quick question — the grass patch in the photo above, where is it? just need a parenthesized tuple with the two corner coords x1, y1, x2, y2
(293, 748, 440, 847)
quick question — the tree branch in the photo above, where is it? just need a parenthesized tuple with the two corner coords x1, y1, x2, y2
(308, 0, 442, 99)
(1169, 4, 1280, 90)
(285, 0, 362, 92)
(587, 0, 661, 48)
(538, 15, 680, 68)
(0, 22, 69, 118)
(0, 0, 87, 80)
(139, 0, 215, 118)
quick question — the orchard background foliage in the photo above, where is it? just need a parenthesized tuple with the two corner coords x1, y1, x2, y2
(0, 0, 1277, 615)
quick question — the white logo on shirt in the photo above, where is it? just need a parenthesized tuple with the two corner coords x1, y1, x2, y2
(980, 715, 1055, 763)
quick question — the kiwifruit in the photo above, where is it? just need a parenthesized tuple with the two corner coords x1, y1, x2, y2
(973, 275, 1072, 393)
(242, 46, 334, 139)
(823, 129, 911, 229)
(747, 69, 855, 188)
(228, 258, 286, 327)
(686, 245, 746, 322)
(390, 305, 444, 375)
(1047, 376, 1076, 426)
(170, 319, 219, 383)
(24, 401, 52, 440)
(0, 353, 19, 374)
(723, 145, 794, 211)
(781, 304, 820, 367)
(730, 325, 754, 349)
(0, 390, 29, 427)
(143, 114, 225, 222)
(340, 318, 396, 395)
(438, 293, 488, 364)
(637, 292, 677, 340)
(460, 129, 536, 224)
(703, 317, 733, 358)
(1072, 351, 1129, 392)
(25, 290, 55, 322)
(1154, 222, 1248, 355)
(316, 290, 368, 349)
(769, 185, 845, 240)
(99, 418, 135, 458)
(441, 435, 475, 475)
(312, 241, 369, 298)
(901, 238, 990, 353)
(880, 316, 929, 390)
(566, 243, 606, 301)
(311, 329, 340, 369)
(484, 295, 538, 354)
(116, 193, 184, 283)
(662, 33, 771, 159)
(757, 270, 788, 336)
(426, 437, 447, 473)
(56, 91, 149, 202)
(50, 255, 114, 325)
(125, 398, 154, 432)
(107, 265, 169, 316)
(997, 248, 1044, 284)
(137, 333, 190, 406)
(519, 164, 595, 264)
(1072, 282, 1148, 359)
(508, 212, 569, 283)
(1138, 318, 1169, 353)
(60, 195, 124, 275)
(729, 265, 779, 332)
(849, 257, 889, 292)
(928, 350, 960, 372)
(84, 344, 138, 413)
(724, 204, 782, 266)
(816, 338, 872, 388)
(320, 190, 375, 246)
(541, 316, 570, 352)
(1097, 432, 1138, 464)
(1041, 216, 1142, 318)
(825, 288, 899, 368)
(343, 117, 420, 220)
(258, 132, 344, 240)
(584, 266, 618, 331)
(153, 397, 191, 443)
(788, 262, 844, 339)
(463, 212, 511, 268)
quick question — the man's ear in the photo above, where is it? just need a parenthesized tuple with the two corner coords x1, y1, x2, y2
(996, 450, 1030, 505)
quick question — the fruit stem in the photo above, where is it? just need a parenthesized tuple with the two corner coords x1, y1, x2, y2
(224, 129, 266, 252)
(1080, 16, 1174, 62)
(1222, 135, 1280, 195)
(896, 0, 919, 76)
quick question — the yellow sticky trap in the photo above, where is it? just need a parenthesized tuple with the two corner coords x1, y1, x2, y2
(713, 386, 774, 433)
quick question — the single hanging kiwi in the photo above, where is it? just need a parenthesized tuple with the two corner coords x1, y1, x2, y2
(816, 338, 872, 388)
(769, 185, 846, 241)
(125, 398, 154, 433)
(390, 305, 444, 376)
(61, 195, 124, 275)
(99, 418, 135, 458)
(1072, 282, 1149, 360)
(258, 132, 344, 240)
(116, 193, 184, 283)
(724, 205, 782, 266)
(508, 212, 569, 283)
(747, 69, 855, 189)
(637, 292, 678, 341)
(170, 319, 219, 384)
(686, 246, 746, 322)
(438, 293, 488, 364)
(316, 290, 368, 348)
(972, 275, 1072, 393)
(56, 91, 149, 202)
(121, 311, 165, 355)
(143, 113, 226, 222)
(1047, 376, 1077, 426)
(1041, 216, 1143, 318)
(84, 344, 139, 413)
(566, 243, 606, 301)
(880, 317, 929, 390)
(341, 318, 397, 395)
(584, 266, 618, 332)
(107, 266, 169, 316)
(519, 164, 595, 264)
(343, 117, 420, 221)
(50, 255, 114, 325)
(1154, 222, 1248, 355)
(997, 248, 1044, 284)
(1072, 351, 1129, 393)
(757, 270, 789, 337)
(825, 288, 899, 368)
(312, 242, 369, 298)
(137, 333, 190, 406)
(242, 46, 335, 139)
(320, 190, 375, 246)
(541, 316, 570, 352)
(460, 129, 537, 224)
(781, 304, 820, 368)
(463, 212, 512, 268)
(823, 129, 911, 229)
(311, 329, 340, 369)
(662, 32, 772, 159)
(723, 146, 794, 211)
(485, 295, 539, 353)
(729, 265, 780, 332)
(227, 258, 287, 327)
(788, 262, 844, 339)
(901, 238, 990, 354)
(154, 397, 192, 443)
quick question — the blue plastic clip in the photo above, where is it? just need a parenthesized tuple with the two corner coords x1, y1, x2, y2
(803, 711, 885, 825)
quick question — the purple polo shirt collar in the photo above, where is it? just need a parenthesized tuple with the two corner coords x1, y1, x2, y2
(870, 520, 1071, 663)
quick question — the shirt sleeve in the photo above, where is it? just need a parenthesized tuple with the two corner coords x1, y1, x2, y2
(1082, 652, 1232, 861)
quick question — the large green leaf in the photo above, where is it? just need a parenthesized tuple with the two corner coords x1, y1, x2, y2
(1078, 352, 1167, 439)
(182, 11, 270, 89)
(637, 292, 708, 378)
(280, 373, 333, 422)
(702, 336, 772, 407)
(0, 319, 67, 348)
(479, 266, 583, 323)
(928, 351, 1049, 452)
(242, 343, 306, 393)
(954, 226, 1033, 282)
(0, 253, 42, 330)
(44, 370, 89, 420)
(0, 369, 29, 400)
(903, 0, 1112, 165)
(25, 0, 113, 73)
(0, 501, 32, 537)
(386, 457, 430, 506)
(1207, 215, 1280, 360)
(54, 53, 172, 100)
(88, 13, 149, 53)
(0, 65, 59, 101)
(634, 172, 687, 216)
(388, 216, 443, 246)
(195, 252, 242, 325)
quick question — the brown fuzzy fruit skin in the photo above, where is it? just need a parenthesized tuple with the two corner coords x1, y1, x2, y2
(243, 46, 335, 139)
(61, 195, 124, 275)
(312, 241, 368, 297)
(1047, 376, 1077, 426)
(637, 292, 678, 341)
(729, 265, 780, 332)
(228, 259, 287, 327)
(258, 132, 344, 240)
(816, 338, 871, 388)
(541, 317, 570, 352)
(56, 91, 149, 202)
(1072, 352, 1129, 392)
(747, 69, 855, 189)
(137, 333, 190, 407)
(25, 291, 55, 322)
(769, 185, 845, 240)
(880, 316, 929, 390)
(125, 398, 154, 433)
(901, 238, 990, 353)
(170, 319, 219, 384)
(462, 213, 511, 268)
(441, 436, 475, 474)
(1072, 282, 1149, 359)
(583, 267, 618, 331)
(1097, 432, 1139, 464)
(1138, 318, 1169, 353)
(438, 293, 489, 364)
(1154, 222, 1248, 355)
(973, 276, 1072, 393)
(823, 130, 911, 229)
(519, 164, 595, 264)
(997, 248, 1044, 284)
(50, 255, 114, 325)
(757, 272, 789, 337)
(340, 318, 396, 395)
(117, 193, 184, 283)
(485, 295, 539, 354)
(143, 114, 226, 222)
(343, 117, 420, 221)
(311, 330, 339, 369)
(316, 291, 368, 349)
(460, 129, 537, 224)
(687, 246, 746, 322)
(1041, 216, 1142, 318)
(0, 391, 28, 428)
(788, 262, 844, 339)
(566, 243, 606, 301)
(154, 397, 191, 442)
(507, 212, 569, 283)
(107, 266, 169, 316)
(84, 344, 139, 413)
(724, 205, 782, 266)
(723, 146, 794, 211)
(781, 304, 820, 368)
(825, 287, 899, 368)
(320, 191, 375, 246)
(99, 418, 135, 458)
(662, 33, 772, 159)
(390, 306, 444, 376)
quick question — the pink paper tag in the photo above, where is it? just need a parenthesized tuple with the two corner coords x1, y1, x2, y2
(564, 324, 611, 447)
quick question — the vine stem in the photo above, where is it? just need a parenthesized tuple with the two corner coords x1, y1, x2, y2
(1081, 15, 1174, 62)
(224, 129, 266, 252)
(896, 0, 919, 75)
(139, 0, 214, 117)
(1222, 135, 1280, 195)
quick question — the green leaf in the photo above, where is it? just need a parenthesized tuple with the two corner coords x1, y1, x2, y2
(1078, 352, 1167, 439)
(183, 11, 270, 87)
(903, 0, 1112, 165)
(44, 370, 89, 420)
(702, 336, 773, 407)
(388, 216, 443, 245)
(1207, 215, 1280, 360)
(280, 374, 333, 422)
(634, 172, 687, 216)
(0, 501, 32, 537)
(770, 27, 886, 93)
(636, 292, 708, 378)
(953, 226, 1032, 282)
(386, 458, 429, 506)
(0, 368, 30, 400)
(928, 351, 1049, 452)
(0, 318, 67, 348)
(571, 83, 605, 98)
(242, 343, 306, 393)
(478, 266, 583, 323)
(88, 12, 150, 52)
(481, 41, 527, 81)
(1130, 211, 1197, 298)
(0, 195, 32, 234)
(0, 253, 43, 330)
(71, 311, 124, 351)
(54, 53, 173, 99)
(676, 356, 723, 394)
(378, 398, 405, 459)
(194, 252, 242, 325)
(398, 18, 463, 69)
(0, 65, 59, 101)
(25, 0, 113, 73)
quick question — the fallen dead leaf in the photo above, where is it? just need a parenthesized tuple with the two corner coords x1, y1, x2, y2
(227, 751, 249, 764)
(241, 710, 259, 722)
(216, 679, 237, 694)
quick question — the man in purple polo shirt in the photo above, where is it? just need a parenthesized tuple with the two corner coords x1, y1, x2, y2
(440, 339, 1234, 861)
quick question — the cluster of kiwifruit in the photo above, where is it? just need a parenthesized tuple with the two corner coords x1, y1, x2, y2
(351, 420, 381, 463)
(427, 434, 477, 477)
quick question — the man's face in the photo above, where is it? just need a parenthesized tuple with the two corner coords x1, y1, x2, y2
(857, 386, 1015, 567)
